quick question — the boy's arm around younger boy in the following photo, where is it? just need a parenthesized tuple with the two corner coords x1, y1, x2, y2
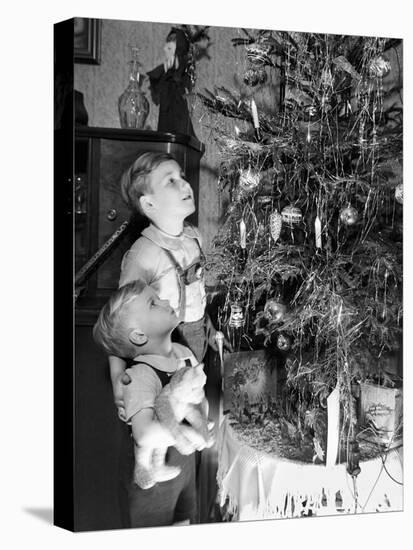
(109, 355, 130, 421)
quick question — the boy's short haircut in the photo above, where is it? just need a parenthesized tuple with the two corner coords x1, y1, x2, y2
(93, 279, 147, 358)
(121, 151, 177, 215)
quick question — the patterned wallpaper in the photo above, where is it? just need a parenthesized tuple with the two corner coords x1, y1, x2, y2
(74, 18, 280, 252)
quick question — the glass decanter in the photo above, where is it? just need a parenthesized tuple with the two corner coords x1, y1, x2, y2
(118, 47, 149, 129)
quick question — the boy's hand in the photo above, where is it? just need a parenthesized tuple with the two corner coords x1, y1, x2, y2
(113, 372, 131, 422)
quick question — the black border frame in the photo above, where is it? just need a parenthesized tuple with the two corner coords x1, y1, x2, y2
(54, 18, 75, 531)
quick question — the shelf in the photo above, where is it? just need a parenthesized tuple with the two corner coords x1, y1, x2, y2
(75, 126, 205, 153)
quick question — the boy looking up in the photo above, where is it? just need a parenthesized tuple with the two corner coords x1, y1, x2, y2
(94, 279, 211, 527)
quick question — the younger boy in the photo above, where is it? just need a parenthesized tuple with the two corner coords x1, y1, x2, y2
(94, 279, 212, 527)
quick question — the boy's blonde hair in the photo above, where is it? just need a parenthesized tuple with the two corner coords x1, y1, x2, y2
(121, 151, 177, 215)
(93, 279, 147, 358)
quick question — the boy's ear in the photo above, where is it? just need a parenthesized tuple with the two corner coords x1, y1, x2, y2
(139, 195, 155, 215)
(128, 328, 148, 347)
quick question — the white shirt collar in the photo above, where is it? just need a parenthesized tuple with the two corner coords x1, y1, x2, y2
(142, 223, 199, 251)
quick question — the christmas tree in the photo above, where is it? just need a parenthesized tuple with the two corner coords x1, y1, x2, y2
(198, 30, 403, 461)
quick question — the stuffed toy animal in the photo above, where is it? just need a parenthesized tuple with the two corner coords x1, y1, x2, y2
(133, 363, 213, 489)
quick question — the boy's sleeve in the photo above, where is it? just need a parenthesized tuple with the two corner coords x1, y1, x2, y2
(123, 365, 162, 422)
(119, 238, 161, 288)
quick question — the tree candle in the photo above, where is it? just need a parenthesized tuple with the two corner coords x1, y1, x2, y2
(315, 215, 322, 249)
(240, 218, 246, 249)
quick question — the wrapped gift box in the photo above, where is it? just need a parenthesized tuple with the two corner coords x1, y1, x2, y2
(358, 382, 403, 448)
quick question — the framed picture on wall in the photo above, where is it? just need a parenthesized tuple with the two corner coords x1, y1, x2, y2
(74, 18, 101, 64)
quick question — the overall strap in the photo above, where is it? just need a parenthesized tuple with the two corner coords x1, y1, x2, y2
(141, 233, 203, 322)
(134, 360, 173, 388)
(161, 248, 186, 323)
(162, 243, 206, 323)
(134, 357, 193, 387)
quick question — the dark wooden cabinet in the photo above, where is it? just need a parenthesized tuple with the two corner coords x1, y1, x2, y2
(72, 127, 204, 531)
(75, 127, 204, 324)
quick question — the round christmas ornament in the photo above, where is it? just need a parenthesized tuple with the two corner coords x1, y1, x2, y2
(239, 168, 260, 192)
(281, 205, 303, 225)
(244, 66, 267, 87)
(276, 333, 291, 351)
(264, 299, 286, 323)
(304, 104, 318, 118)
(369, 56, 391, 78)
(246, 44, 272, 66)
(339, 205, 359, 226)
(395, 183, 403, 205)
(229, 303, 244, 328)
(269, 210, 283, 242)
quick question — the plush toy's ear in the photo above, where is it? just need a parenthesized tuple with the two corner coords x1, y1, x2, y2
(129, 329, 148, 347)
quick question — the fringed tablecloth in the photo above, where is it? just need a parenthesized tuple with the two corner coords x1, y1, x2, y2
(217, 417, 403, 521)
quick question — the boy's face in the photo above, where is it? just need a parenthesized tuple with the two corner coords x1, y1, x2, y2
(144, 160, 195, 219)
(123, 285, 179, 342)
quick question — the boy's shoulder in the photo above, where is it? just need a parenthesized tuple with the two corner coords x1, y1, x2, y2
(120, 234, 163, 282)
(125, 231, 165, 267)
(124, 361, 162, 389)
(129, 344, 196, 374)
(128, 230, 162, 253)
